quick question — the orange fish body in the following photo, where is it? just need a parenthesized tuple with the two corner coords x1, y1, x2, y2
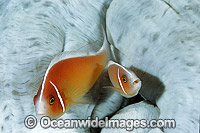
(34, 28, 110, 119)
(107, 61, 142, 98)
(45, 52, 107, 102)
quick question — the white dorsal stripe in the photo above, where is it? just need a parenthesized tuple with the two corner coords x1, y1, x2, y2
(108, 61, 132, 76)
(117, 68, 127, 95)
(49, 81, 65, 112)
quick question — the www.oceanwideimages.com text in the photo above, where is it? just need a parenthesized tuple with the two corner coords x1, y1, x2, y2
(24, 115, 176, 131)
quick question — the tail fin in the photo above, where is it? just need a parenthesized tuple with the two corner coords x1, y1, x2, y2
(97, 25, 111, 63)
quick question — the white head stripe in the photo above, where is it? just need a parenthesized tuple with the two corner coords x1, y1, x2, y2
(39, 67, 51, 102)
(117, 68, 127, 95)
(49, 81, 65, 112)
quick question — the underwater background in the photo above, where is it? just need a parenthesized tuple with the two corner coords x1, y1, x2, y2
(0, 0, 199, 132)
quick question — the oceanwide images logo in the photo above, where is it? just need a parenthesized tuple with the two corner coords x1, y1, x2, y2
(24, 115, 176, 130)
(24, 115, 37, 129)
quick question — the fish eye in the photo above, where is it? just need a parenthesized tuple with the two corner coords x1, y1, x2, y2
(122, 75, 128, 83)
(49, 96, 55, 105)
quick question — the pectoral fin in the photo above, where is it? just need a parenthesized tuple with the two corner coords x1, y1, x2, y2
(102, 86, 115, 89)
(70, 92, 93, 105)
(103, 86, 122, 92)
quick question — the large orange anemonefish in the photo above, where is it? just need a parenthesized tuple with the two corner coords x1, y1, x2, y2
(33, 27, 110, 119)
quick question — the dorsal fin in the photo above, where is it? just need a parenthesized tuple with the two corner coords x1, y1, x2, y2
(96, 26, 111, 58)
(108, 60, 133, 76)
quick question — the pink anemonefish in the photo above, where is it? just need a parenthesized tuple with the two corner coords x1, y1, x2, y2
(33, 27, 110, 119)
(107, 61, 142, 98)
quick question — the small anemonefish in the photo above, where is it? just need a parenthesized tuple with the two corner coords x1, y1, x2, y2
(107, 61, 142, 98)
(34, 27, 110, 119)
